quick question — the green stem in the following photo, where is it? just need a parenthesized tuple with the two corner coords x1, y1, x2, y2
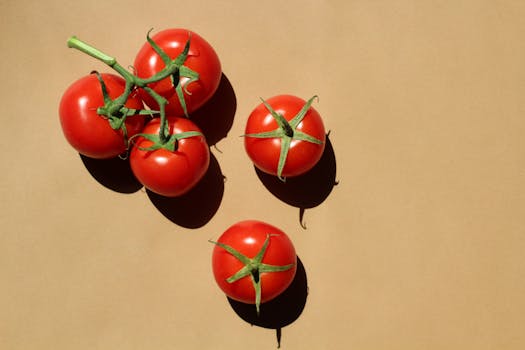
(67, 36, 116, 66)
(144, 86, 169, 144)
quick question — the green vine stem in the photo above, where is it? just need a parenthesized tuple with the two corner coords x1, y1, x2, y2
(66, 31, 198, 148)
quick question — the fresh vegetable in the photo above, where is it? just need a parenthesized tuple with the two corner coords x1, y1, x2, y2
(59, 73, 146, 159)
(133, 28, 222, 117)
(244, 95, 326, 180)
(129, 116, 210, 197)
(210, 220, 297, 314)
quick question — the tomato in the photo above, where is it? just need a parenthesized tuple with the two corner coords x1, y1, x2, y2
(244, 95, 326, 179)
(133, 28, 222, 117)
(59, 73, 146, 159)
(129, 117, 210, 197)
(210, 220, 297, 313)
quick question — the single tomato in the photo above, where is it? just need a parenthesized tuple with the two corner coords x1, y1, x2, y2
(129, 117, 210, 197)
(133, 28, 222, 117)
(210, 220, 297, 314)
(59, 73, 146, 159)
(244, 95, 326, 180)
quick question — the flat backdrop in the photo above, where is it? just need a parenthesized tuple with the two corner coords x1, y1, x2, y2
(1, 1, 524, 349)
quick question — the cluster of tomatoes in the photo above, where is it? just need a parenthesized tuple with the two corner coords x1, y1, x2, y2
(59, 28, 327, 321)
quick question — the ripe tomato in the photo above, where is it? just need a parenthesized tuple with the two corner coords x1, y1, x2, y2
(129, 117, 210, 197)
(133, 28, 222, 117)
(59, 73, 146, 159)
(244, 95, 326, 179)
(211, 220, 297, 313)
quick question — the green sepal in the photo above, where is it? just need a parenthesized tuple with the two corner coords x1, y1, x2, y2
(226, 265, 254, 284)
(175, 83, 188, 117)
(180, 66, 199, 94)
(208, 240, 251, 266)
(132, 133, 164, 151)
(176, 66, 200, 117)
(277, 136, 292, 182)
(293, 130, 324, 144)
(170, 38, 195, 118)
(251, 274, 262, 315)
(259, 262, 296, 273)
(173, 35, 192, 67)
(107, 116, 125, 130)
(91, 70, 111, 105)
(130, 130, 203, 152)
(242, 129, 284, 139)
(146, 28, 171, 65)
(120, 107, 160, 117)
(253, 233, 273, 264)
(288, 95, 319, 129)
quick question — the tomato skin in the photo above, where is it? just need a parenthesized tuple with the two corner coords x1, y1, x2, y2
(133, 28, 222, 117)
(244, 95, 326, 178)
(59, 73, 146, 159)
(129, 117, 210, 197)
(212, 220, 297, 304)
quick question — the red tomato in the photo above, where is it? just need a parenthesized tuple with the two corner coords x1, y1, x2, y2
(59, 73, 146, 159)
(133, 28, 222, 117)
(129, 117, 210, 197)
(244, 95, 326, 179)
(211, 220, 297, 312)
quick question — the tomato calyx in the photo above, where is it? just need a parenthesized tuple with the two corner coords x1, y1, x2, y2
(209, 234, 295, 315)
(243, 95, 324, 181)
(141, 29, 199, 118)
(130, 130, 204, 152)
(87, 71, 155, 148)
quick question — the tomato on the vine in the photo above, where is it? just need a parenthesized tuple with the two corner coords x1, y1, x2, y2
(133, 28, 222, 117)
(59, 73, 146, 159)
(244, 95, 326, 180)
(129, 116, 210, 197)
(210, 220, 297, 314)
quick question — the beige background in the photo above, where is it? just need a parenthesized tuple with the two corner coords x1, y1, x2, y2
(1, 0, 525, 349)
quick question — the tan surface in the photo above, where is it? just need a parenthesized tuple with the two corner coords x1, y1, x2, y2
(1, 1, 525, 349)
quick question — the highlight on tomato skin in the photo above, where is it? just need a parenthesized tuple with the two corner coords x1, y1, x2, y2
(243, 94, 326, 180)
(59, 73, 146, 159)
(210, 220, 297, 313)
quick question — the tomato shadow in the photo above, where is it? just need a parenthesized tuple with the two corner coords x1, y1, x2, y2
(79, 154, 143, 193)
(146, 152, 225, 229)
(191, 73, 236, 147)
(227, 256, 308, 347)
(254, 134, 338, 227)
